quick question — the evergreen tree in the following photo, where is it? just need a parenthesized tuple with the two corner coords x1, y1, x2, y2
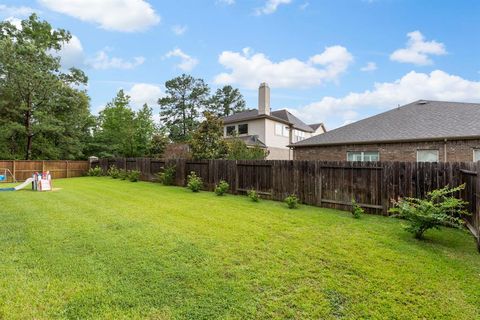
(208, 85, 246, 117)
(190, 112, 227, 160)
(158, 74, 210, 142)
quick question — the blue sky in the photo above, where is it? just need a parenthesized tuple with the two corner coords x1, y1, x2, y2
(1, 0, 479, 128)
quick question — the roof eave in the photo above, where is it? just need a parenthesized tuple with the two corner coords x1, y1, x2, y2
(289, 135, 480, 148)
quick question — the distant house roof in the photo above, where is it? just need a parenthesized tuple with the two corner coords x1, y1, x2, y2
(309, 123, 326, 132)
(225, 135, 267, 148)
(223, 109, 314, 133)
(292, 100, 480, 147)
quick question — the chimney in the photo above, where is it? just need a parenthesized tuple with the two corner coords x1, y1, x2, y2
(258, 82, 270, 115)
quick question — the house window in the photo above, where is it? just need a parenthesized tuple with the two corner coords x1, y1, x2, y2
(474, 149, 480, 162)
(226, 126, 236, 136)
(417, 149, 439, 162)
(238, 123, 248, 135)
(347, 151, 379, 162)
(275, 123, 289, 137)
(294, 130, 305, 142)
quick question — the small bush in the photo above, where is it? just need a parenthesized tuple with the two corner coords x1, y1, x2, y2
(351, 199, 364, 219)
(247, 189, 259, 202)
(128, 170, 140, 182)
(285, 194, 299, 209)
(107, 165, 120, 179)
(214, 180, 229, 196)
(118, 169, 128, 180)
(186, 171, 203, 192)
(156, 165, 176, 185)
(87, 167, 103, 176)
(389, 184, 469, 239)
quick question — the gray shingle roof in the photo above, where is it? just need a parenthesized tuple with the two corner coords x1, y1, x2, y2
(223, 109, 314, 132)
(309, 123, 325, 131)
(292, 100, 480, 147)
(225, 135, 267, 148)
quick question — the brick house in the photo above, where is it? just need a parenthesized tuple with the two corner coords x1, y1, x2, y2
(291, 100, 480, 162)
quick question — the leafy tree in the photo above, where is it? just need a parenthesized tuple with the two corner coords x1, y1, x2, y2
(389, 184, 469, 239)
(158, 74, 210, 142)
(225, 137, 267, 160)
(134, 104, 156, 156)
(148, 130, 170, 158)
(208, 85, 246, 117)
(190, 112, 227, 160)
(0, 14, 90, 159)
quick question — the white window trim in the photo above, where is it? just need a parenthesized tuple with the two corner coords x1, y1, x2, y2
(237, 123, 248, 135)
(274, 122, 289, 137)
(473, 149, 480, 162)
(346, 151, 380, 162)
(416, 149, 439, 162)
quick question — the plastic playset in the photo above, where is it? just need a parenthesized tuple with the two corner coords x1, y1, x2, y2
(0, 170, 52, 192)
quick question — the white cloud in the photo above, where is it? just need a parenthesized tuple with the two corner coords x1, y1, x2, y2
(4, 17, 22, 29)
(360, 62, 377, 72)
(38, 0, 160, 32)
(171, 24, 187, 35)
(390, 31, 447, 66)
(214, 46, 353, 89)
(291, 70, 480, 127)
(56, 35, 85, 68)
(126, 83, 163, 108)
(86, 50, 145, 70)
(164, 48, 198, 71)
(300, 2, 309, 10)
(0, 5, 36, 17)
(255, 0, 292, 15)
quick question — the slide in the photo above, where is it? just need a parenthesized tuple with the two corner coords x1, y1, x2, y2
(0, 178, 34, 192)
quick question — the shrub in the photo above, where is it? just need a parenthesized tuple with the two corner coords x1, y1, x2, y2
(214, 180, 229, 196)
(156, 165, 176, 185)
(389, 184, 469, 239)
(186, 171, 203, 192)
(87, 167, 103, 176)
(285, 194, 299, 209)
(247, 189, 259, 202)
(107, 165, 120, 179)
(351, 199, 364, 219)
(118, 169, 128, 180)
(128, 170, 140, 182)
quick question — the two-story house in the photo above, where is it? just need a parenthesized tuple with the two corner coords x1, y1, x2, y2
(222, 83, 326, 160)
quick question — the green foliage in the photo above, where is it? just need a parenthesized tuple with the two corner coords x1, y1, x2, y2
(0, 14, 93, 160)
(284, 194, 300, 209)
(87, 167, 103, 177)
(351, 199, 364, 219)
(118, 169, 128, 180)
(148, 132, 169, 158)
(92, 91, 157, 158)
(247, 189, 259, 202)
(208, 85, 246, 117)
(190, 112, 228, 160)
(186, 171, 203, 192)
(107, 165, 120, 179)
(389, 184, 469, 239)
(156, 165, 176, 185)
(128, 170, 140, 182)
(159, 74, 210, 143)
(225, 137, 267, 160)
(214, 180, 229, 196)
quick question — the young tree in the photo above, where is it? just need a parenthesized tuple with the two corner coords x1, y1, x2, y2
(190, 112, 228, 160)
(225, 137, 267, 160)
(208, 85, 246, 117)
(134, 104, 156, 156)
(0, 14, 90, 159)
(158, 74, 210, 142)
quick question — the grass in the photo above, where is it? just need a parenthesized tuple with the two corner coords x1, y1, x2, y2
(0, 177, 479, 319)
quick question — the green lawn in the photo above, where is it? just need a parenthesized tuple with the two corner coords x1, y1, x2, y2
(1, 177, 479, 319)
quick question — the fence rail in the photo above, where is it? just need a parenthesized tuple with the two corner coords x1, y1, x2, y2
(0, 160, 89, 181)
(92, 158, 480, 250)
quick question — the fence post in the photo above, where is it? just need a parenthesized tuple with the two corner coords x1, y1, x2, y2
(476, 162, 480, 252)
(12, 160, 16, 181)
(66, 160, 70, 178)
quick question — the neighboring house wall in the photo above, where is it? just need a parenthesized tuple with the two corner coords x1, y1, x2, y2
(293, 139, 480, 162)
(224, 119, 266, 142)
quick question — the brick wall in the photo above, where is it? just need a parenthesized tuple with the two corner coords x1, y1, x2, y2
(293, 139, 480, 162)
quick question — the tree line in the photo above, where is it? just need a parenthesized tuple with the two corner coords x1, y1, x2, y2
(0, 14, 265, 161)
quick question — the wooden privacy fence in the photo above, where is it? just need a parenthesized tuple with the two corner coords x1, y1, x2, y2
(92, 158, 480, 248)
(0, 160, 89, 181)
